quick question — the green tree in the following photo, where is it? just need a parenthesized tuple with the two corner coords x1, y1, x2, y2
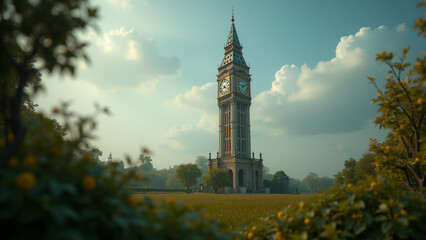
(334, 172, 344, 185)
(263, 166, 273, 180)
(342, 158, 357, 184)
(355, 152, 376, 182)
(303, 172, 319, 193)
(334, 158, 357, 185)
(204, 168, 230, 193)
(138, 154, 153, 170)
(288, 177, 304, 193)
(175, 163, 202, 193)
(166, 170, 181, 188)
(195, 156, 208, 176)
(368, 3, 425, 191)
(0, 0, 98, 165)
(272, 170, 290, 193)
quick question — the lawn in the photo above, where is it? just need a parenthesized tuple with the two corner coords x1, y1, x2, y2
(134, 193, 314, 233)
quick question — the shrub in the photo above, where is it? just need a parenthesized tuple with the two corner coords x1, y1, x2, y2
(238, 177, 426, 239)
(0, 109, 230, 240)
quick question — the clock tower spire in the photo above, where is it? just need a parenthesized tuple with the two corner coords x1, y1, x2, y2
(208, 14, 263, 193)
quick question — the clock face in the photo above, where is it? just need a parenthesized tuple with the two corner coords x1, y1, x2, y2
(237, 78, 249, 94)
(219, 78, 230, 95)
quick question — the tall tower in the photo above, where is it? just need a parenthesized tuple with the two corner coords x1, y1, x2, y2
(208, 15, 263, 193)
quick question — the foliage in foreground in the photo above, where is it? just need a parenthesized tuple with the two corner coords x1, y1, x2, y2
(239, 177, 426, 240)
(368, 1, 425, 191)
(0, 113, 229, 239)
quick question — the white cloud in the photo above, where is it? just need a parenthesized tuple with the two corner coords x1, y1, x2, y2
(160, 24, 415, 153)
(78, 27, 180, 90)
(166, 82, 217, 134)
(108, 0, 133, 9)
(162, 83, 218, 152)
(252, 24, 412, 136)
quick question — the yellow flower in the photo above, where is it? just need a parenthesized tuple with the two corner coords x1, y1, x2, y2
(347, 183, 353, 189)
(16, 172, 36, 190)
(166, 198, 176, 207)
(417, 98, 424, 105)
(370, 182, 377, 188)
(275, 231, 283, 240)
(50, 146, 62, 156)
(385, 145, 390, 151)
(299, 202, 305, 209)
(82, 175, 96, 191)
(7, 133, 14, 142)
(8, 157, 19, 168)
(252, 226, 257, 231)
(304, 217, 311, 225)
(247, 232, 254, 239)
(127, 195, 138, 206)
(400, 209, 407, 216)
(277, 211, 284, 218)
(380, 145, 384, 150)
(414, 157, 419, 163)
(375, 163, 380, 168)
(24, 155, 37, 168)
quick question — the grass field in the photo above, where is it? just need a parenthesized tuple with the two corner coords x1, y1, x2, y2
(135, 193, 314, 232)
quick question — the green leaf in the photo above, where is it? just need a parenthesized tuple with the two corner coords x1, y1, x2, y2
(396, 217, 409, 227)
(321, 208, 331, 216)
(112, 215, 128, 231)
(381, 221, 392, 233)
(51, 204, 79, 225)
(376, 203, 389, 213)
(374, 215, 387, 222)
(354, 224, 367, 235)
(353, 200, 365, 209)
(306, 210, 314, 218)
(395, 220, 409, 238)
(363, 213, 373, 225)
(345, 217, 354, 229)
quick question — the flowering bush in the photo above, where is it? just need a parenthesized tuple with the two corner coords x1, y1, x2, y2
(0, 109, 229, 240)
(238, 177, 426, 239)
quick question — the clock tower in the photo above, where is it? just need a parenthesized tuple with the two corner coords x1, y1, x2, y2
(208, 15, 263, 193)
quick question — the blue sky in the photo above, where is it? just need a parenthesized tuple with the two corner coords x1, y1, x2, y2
(35, 0, 425, 179)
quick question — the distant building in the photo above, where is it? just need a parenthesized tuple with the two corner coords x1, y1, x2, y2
(108, 152, 113, 163)
(208, 14, 263, 193)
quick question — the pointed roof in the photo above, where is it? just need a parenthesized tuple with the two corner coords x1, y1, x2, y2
(220, 15, 247, 68)
(225, 15, 242, 48)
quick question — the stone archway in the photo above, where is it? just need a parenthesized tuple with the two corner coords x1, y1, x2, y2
(228, 169, 233, 187)
(238, 169, 244, 187)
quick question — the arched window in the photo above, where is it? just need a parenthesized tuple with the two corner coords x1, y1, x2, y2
(228, 169, 233, 187)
